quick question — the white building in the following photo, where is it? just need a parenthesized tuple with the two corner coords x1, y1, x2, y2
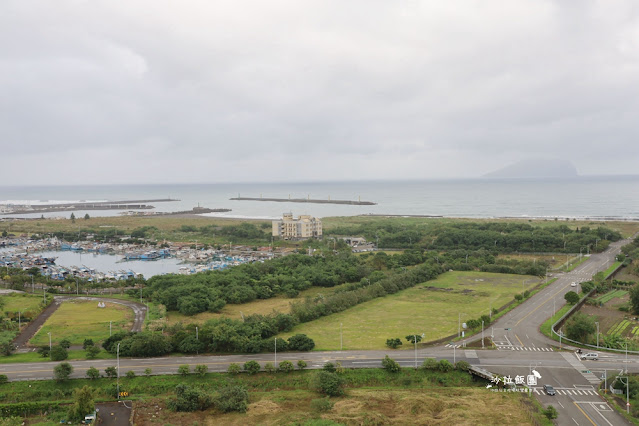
(272, 213, 322, 240)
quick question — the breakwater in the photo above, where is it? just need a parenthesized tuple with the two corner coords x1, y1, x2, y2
(3, 198, 179, 214)
(230, 196, 376, 206)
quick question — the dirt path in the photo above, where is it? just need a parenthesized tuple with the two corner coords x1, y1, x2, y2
(12, 296, 147, 351)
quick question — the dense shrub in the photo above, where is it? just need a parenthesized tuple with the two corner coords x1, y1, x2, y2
(314, 371, 345, 397)
(215, 386, 249, 413)
(243, 360, 261, 375)
(386, 338, 402, 349)
(168, 384, 213, 412)
(382, 355, 401, 373)
(287, 334, 315, 351)
(50, 345, 68, 361)
(310, 397, 334, 412)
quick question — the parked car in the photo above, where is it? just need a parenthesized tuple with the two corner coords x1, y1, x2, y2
(580, 353, 598, 360)
(543, 384, 556, 396)
(570, 282, 577, 287)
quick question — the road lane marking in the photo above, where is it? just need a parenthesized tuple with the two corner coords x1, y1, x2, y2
(573, 402, 597, 426)
(558, 401, 564, 409)
(515, 283, 579, 326)
(515, 334, 524, 347)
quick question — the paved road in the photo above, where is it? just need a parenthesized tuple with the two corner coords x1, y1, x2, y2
(2, 238, 636, 425)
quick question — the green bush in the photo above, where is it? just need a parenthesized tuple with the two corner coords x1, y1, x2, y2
(104, 366, 117, 378)
(438, 359, 454, 372)
(297, 360, 307, 370)
(455, 361, 470, 371)
(126, 370, 136, 379)
(178, 365, 190, 376)
(421, 358, 438, 370)
(227, 363, 241, 374)
(543, 405, 558, 419)
(59, 339, 71, 349)
(386, 338, 402, 349)
(314, 371, 345, 397)
(278, 360, 294, 372)
(168, 384, 213, 412)
(0, 374, 8, 384)
(85, 345, 100, 359)
(381, 355, 401, 373)
(287, 334, 315, 351)
(144, 368, 152, 377)
(310, 397, 334, 412)
(215, 386, 249, 413)
(323, 362, 336, 372)
(243, 360, 261, 375)
(264, 362, 275, 373)
(195, 364, 208, 377)
(50, 345, 68, 361)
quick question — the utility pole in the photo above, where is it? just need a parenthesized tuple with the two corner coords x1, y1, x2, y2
(117, 343, 120, 400)
(340, 323, 343, 351)
(274, 337, 277, 366)
(482, 321, 484, 349)
(414, 334, 417, 369)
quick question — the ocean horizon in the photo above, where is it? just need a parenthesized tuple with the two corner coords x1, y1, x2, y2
(2, 175, 639, 221)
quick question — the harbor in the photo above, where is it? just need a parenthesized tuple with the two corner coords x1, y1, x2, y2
(0, 237, 281, 281)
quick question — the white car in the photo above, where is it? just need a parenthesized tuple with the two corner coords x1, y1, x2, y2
(570, 282, 577, 287)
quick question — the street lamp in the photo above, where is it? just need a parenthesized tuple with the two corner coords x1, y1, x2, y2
(340, 323, 343, 351)
(117, 343, 121, 400)
(109, 321, 112, 337)
(481, 321, 485, 349)
(458, 312, 467, 338)
(595, 322, 599, 348)
(47, 332, 52, 359)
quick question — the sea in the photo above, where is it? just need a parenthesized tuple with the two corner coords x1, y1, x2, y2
(2, 176, 639, 221)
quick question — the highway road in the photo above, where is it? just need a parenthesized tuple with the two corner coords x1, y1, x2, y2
(2, 237, 636, 425)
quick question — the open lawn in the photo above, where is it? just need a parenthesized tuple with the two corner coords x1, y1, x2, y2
(166, 285, 344, 324)
(0, 293, 44, 316)
(29, 300, 133, 346)
(279, 271, 541, 350)
(497, 253, 566, 269)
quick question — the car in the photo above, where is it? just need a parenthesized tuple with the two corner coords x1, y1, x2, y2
(571, 282, 577, 287)
(580, 352, 598, 360)
(543, 384, 556, 396)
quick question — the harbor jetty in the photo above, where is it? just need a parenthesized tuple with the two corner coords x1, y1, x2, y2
(2, 198, 179, 214)
(230, 195, 376, 206)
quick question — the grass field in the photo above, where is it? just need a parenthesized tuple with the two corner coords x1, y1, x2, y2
(278, 271, 540, 350)
(497, 253, 565, 269)
(0, 293, 44, 315)
(29, 300, 134, 346)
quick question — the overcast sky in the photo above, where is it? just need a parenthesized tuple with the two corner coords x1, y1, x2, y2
(2, 1, 639, 185)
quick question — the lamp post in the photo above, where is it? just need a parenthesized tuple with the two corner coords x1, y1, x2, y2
(196, 326, 198, 341)
(274, 337, 277, 366)
(76, 279, 79, 295)
(481, 321, 485, 349)
(340, 323, 343, 351)
(414, 334, 418, 369)
(117, 343, 120, 400)
(458, 312, 467, 338)
(47, 332, 51, 359)
(595, 322, 599, 348)
(18, 311, 21, 329)
(109, 321, 112, 337)
(625, 342, 628, 375)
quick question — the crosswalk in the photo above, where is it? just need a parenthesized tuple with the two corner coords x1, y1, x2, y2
(560, 352, 601, 384)
(445, 343, 554, 351)
(533, 388, 599, 396)
(444, 344, 461, 349)
(509, 346, 554, 352)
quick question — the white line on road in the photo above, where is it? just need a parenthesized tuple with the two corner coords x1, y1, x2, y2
(558, 401, 564, 409)
(572, 418, 578, 425)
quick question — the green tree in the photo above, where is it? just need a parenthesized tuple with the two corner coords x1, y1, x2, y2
(630, 285, 639, 314)
(178, 364, 190, 376)
(227, 363, 241, 374)
(566, 312, 596, 342)
(215, 386, 249, 413)
(0, 341, 15, 356)
(82, 339, 94, 349)
(144, 368, 152, 377)
(70, 213, 76, 223)
(84, 214, 90, 220)
(322, 362, 336, 372)
(86, 367, 100, 380)
(264, 362, 275, 373)
(421, 358, 438, 370)
(54, 362, 73, 382)
(564, 291, 580, 304)
(67, 385, 95, 422)
(59, 339, 71, 349)
(405, 335, 423, 344)
(126, 370, 136, 378)
(243, 360, 261, 375)
(0, 374, 8, 384)
(37, 345, 50, 358)
(85, 345, 100, 359)
(543, 405, 558, 420)
(297, 360, 307, 370)
(51, 345, 68, 361)
(455, 361, 471, 371)
(381, 355, 401, 373)
(104, 366, 117, 378)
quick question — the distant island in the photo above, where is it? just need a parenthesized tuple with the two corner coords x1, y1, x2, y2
(482, 158, 578, 179)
